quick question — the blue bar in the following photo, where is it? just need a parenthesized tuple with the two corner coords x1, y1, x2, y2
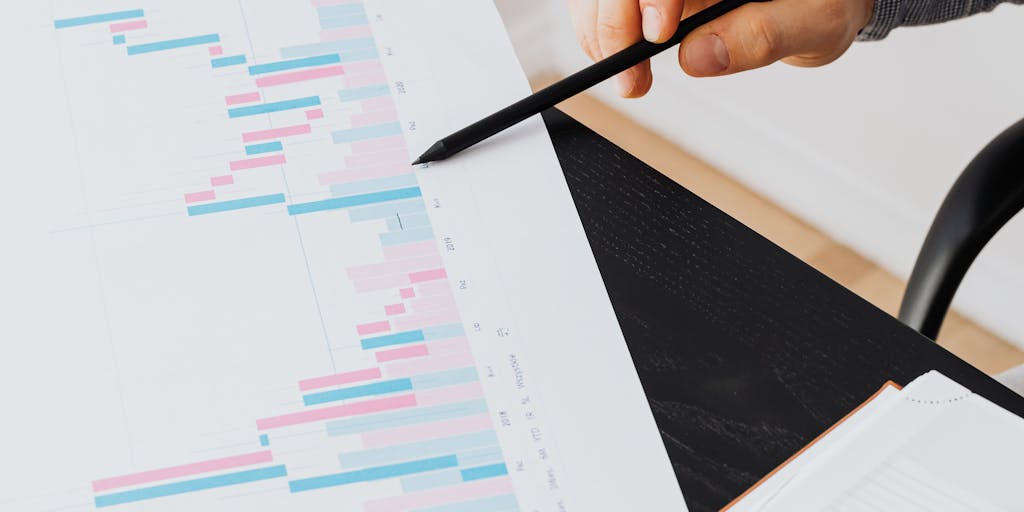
(380, 227, 434, 246)
(303, 378, 412, 406)
(410, 367, 478, 390)
(245, 141, 283, 155)
(461, 463, 508, 482)
(212, 55, 247, 68)
(318, 4, 365, 17)
(187, 193, 286, 216)
(385, 213, 431, 232)
(288, 456, 457, 493)
(361, 329, 424, 350)
(248, 53, 340, 75)
(320, 13, 370, 29)
(339, 47, 380, 63)
(54, 9, 144, 29)
(280, 39, 376, 59)
(288, 187, 421, 216)
(422, 324, 465, 341)
(326, 400, 488, 436)
(332, 122, 402, 144)
(347, 198, 426, 222)
(127, 34, 220, 55)
(339, 431, 499, 469)
(400, 469, 462, 493)
(330, 174, 418, 197)
(112, 34, 126, 45)
(456, 446, 505, 468)
(228, 96, 320, 118)
(94, 465, 287, 507)
(339, 84, 390, 102)
(259, 434, 269, 446)
(417, 494, 519, 512)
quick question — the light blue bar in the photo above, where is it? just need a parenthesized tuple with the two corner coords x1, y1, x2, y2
(417, 494, 519, 512)
(410, 367, 478, 390)
(339, 47, 380, 63)
(187, 193, 286, 216)
(456, 446, 505, 468)
(379, 227, 434, 246)
(318, 4, 365, 17)
(54, 9, 144, 29)
(248, 53, 340, 75)
(288, 456, 457, 493)
(288, 187, 420, 216)
(94, 465, 287, 507)
(127, 34, 220, 55)
(339, 431, 499, 469)
(332, 122, 401, 144)
(326, 400, 488, 436)
(280, 39, 376, 59)
(259, 434, 269, 446)
(303, 378, 412, 406)
(228, 96, 321, 118)
(422, 324, 465, 341)
(330, 174, 418, 197)
(320, 13, 370, 29)
(212, 54, 247, 68)
(245, 141, 283, 155)
(400, 468, 462, 493)
(339, 84, 390, 102)
(361, 329, 424, 350)
(461, 463, 508, 482)
(112, 34, 126, 45)
(385, 213, 431, 232)
(347, 198, 426, 222)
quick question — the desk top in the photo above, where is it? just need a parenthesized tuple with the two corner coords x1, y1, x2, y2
(542, 108, 1024, 512)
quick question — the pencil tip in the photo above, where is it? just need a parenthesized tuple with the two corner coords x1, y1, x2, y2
(411, 157, 423, 166)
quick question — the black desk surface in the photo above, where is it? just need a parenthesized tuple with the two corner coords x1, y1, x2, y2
(542, 109, 1024, 512)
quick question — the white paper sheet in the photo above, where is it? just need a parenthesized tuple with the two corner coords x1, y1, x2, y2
(0, 2, 685, 511)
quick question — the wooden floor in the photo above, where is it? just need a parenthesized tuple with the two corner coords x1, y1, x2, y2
(537, 78, 1024, 375)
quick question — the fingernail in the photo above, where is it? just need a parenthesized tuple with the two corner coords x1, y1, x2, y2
(685, 34, 729, 75)
(615, 70, 634, 96)
(642, 6, 663, 42)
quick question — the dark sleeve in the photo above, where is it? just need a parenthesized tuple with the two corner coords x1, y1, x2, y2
(857, 0, 1024, 40)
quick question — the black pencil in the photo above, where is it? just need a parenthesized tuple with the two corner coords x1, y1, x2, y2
(412, 0, 766, 165)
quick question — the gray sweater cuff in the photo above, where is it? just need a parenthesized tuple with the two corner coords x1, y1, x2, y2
(857, 0, 903, 41)
(857, 0, 1024, 41)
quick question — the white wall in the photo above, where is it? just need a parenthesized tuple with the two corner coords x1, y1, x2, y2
(495, 0, 1024, 348)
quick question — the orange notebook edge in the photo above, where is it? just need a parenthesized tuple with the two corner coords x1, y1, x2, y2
(719, 380, 903, 511)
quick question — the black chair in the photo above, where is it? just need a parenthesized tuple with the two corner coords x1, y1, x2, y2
(899, 117, 1024, 341)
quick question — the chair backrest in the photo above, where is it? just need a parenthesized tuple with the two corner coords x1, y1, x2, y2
(899, 117, 1024, 340)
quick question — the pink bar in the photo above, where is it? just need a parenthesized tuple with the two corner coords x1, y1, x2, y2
(210, 175, 234, 186)
(428, 337, 470, 354)
(299, 367, 381, 392)
(208, 46, 223, 56)
(375, 344, 428, 363)
(320, 26, 373, 40)
(345, 71, 388, 89)
(342, 60, 384, 75)
(318, 164, 411, 185)
(360, 96, 395, 111)
(409, 268, 447, 283)
(255, 65, 344, 87)
(408, 294, 456, 312)
(352, 109, 399, 128)
(364, 476, 514, 512)
(230, 154, 286, 171)
(361, 414, 493, 449)
(414, 280, 451, 297)
(347, 254, 443, 280)
(91, 451, 272, 492)
(184, 190, 215, 203)
(109, 19, 148, 33)
(351, 136, 407, 153)
(399, 287, 415, 299)
(225, 91, 261, 105)
(257, 394, 415, 430)
(392, 309, 461, 331)
(242, 124, 311, 143)
(352, 273, 410, 293)
(383, 241, 437, 260)
(306, 109, 324, 120)
(344, 149, 407, 168)
(384, 303, 405, 316)
(416, 381, 485, 407)
(356, 321, 391, 336)
(385, 351, 475, 379)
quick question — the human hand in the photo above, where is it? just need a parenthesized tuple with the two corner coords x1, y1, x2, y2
(567, 0, 875, 97)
